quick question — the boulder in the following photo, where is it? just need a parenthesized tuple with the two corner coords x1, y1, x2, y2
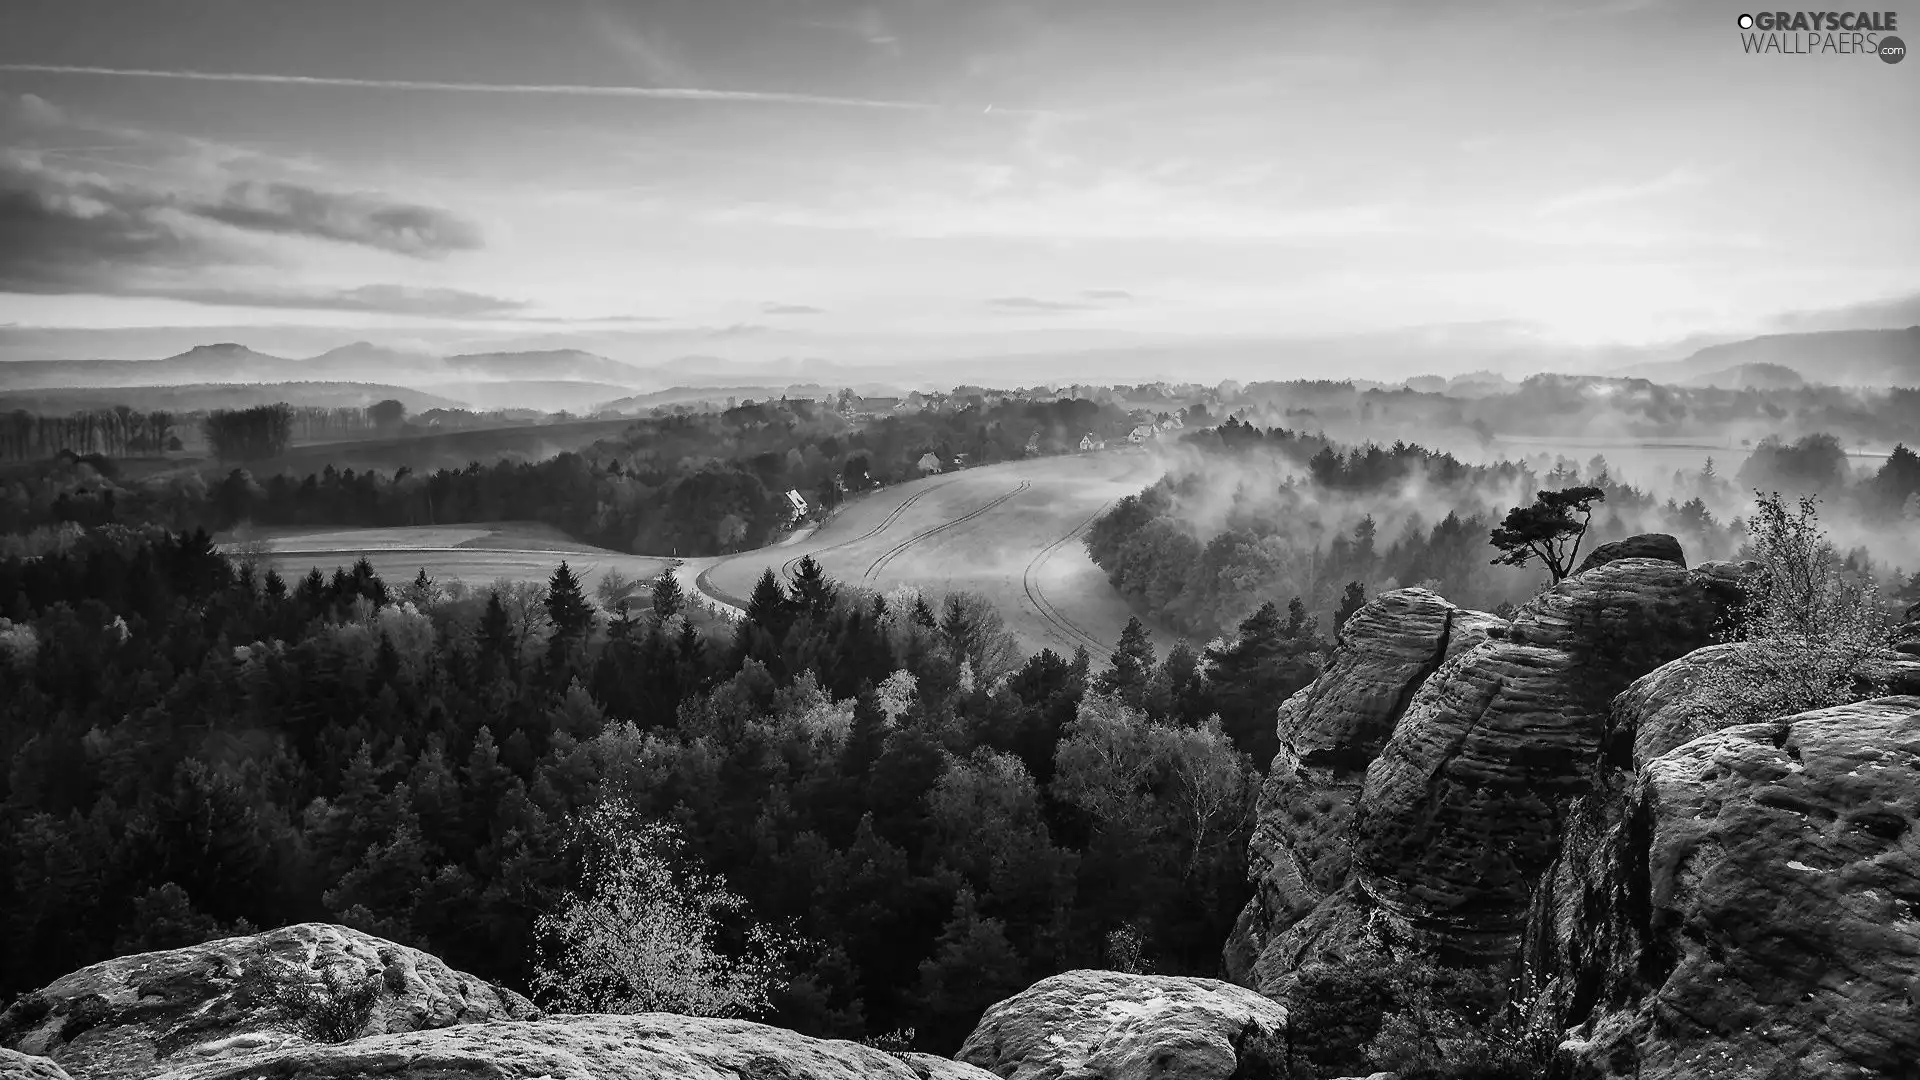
(1548, 697, 1920, 1080)
(0, 924, 539, 1080)
(1235, 558, 1742, 991)
(0, 1050, 74, 1080)
(1226, 589, 1504, 986)
(153, 1015, 1000, 1080)
(955, 970, 1291, 1080)
(1573, 533, 1685, 576)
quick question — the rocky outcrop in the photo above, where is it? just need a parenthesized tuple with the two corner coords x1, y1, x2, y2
(1225, 588, 1504, 986)
(1231, 545, 1753, 993)
(0, 1050, 74, 1080)
(955, 971, 1290, 1080)
(0, 924, 539, 1080)
(1544, 697, 1920, 1080)
(1895, 601, 1920, 658)
(155, 1015, 999, 1080)
(1573, 533, 1685, 575)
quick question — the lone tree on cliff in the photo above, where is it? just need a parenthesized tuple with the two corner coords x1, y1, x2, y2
(1488, 486, 1606, 583)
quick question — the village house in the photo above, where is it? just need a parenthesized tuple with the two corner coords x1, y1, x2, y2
(916, 452, 942, 474)
(1079, 433, 1106, 451)
(783, 489, 809, 521)
(1127, 424, 1158, 443)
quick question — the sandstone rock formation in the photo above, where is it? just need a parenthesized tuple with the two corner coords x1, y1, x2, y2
(0, 923, 539, 1080)
(1229, 544, 1750, 993)
(955, 970, 1290, 1080)
(1225, 587, 1503, 986)
(1573, 533, 1685, 575)
(1542, 697, 1920, 1080)
(1895, 600, 1920, 658)
(0, 1050, 74, 1080)
(155, 1015, 999, 1080)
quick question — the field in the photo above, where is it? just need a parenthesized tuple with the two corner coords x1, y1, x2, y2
(689, 449, 1183, 661)
(222, 450, 1189, 662)
(226, 521, 675, 598)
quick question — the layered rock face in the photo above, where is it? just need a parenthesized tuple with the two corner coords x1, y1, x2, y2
(0, 925, 997, 1080)
(1224, 588, 1503, 986)
(1573, 533, 1685, 576)
(155, 1016, 996, 1080)
(1526, 632, 1920, 1080)
(1543, 697, 1920, 1080)
(0, 1049, 74, 1080)
(0, 923, 539, 1080)
(1228, 545, 1747, 993)
(955, 971, 1290, 1080)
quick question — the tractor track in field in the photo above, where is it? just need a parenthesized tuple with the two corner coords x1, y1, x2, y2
(778, 478, 958, 582)
(861, 479, 1033, 584)
(1021, 498, 1116, 660)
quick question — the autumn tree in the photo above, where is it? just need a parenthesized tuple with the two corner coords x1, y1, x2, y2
(531, 799, 805, 1018)
(1487, 486, 1606, 582)
(1694, 492, 1892, 725)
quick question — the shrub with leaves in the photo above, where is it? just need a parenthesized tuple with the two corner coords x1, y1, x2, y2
(272, 964, 383, 1043)
(530, 797, 809, 1018)
(1282, 957, 1555, 1080)
(1695, 491, 1892, 726)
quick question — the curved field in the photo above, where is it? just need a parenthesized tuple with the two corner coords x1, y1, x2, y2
(694, 450, 1184, 661)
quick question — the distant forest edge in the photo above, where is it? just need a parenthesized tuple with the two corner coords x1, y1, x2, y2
(1084, 421, 1920, 639)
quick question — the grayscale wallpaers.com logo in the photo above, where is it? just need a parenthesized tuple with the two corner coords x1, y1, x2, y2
(1737, 10, 1905, 60)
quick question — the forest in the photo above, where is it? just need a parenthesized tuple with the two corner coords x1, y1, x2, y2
(3, 396, 1138, 555)
(1086, 419, 1920, 639)
(0, 526, 1325, 1051)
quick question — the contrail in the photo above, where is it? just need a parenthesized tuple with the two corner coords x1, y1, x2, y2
(0, 63, 939, 111)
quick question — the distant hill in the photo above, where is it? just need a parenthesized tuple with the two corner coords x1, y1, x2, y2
(1682, 361, 1807, 391)
(1627, 327, 1920, 387)
(597, 384, 844, 413)
(0, 341, 656, 393)
(440, 349, 648, 385)
(0, 381, 463, 414)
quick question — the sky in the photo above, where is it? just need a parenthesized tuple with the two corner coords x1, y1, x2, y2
(0, 0, 1916, 365)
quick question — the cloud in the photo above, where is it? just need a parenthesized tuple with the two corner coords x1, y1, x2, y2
(762, 302, 826, 315)
(1082, 289, 1134, 301)
(988, 296, 1102, 312)
(0, 64, 940, 112)
(1532, 165, 1707, 217)
(0, 153, 222, 293)
(0, 155, 514, 316)
(191, 180, 484, 257)
(125, 283, 526, 317)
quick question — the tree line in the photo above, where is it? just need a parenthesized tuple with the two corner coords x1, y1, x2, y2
(0, 527, 1345, 1052)
(12, 397, 1142, 556)
(1087, 422, 1920, 639)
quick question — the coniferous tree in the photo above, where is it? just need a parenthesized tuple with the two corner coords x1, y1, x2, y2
(788, 556, 837, 621)
(545, 562, 594, 642)
(478, 591, 516, 667)
(1095, 616, 1156, 707)
(650, 570, 687, 621)
(1203, 602, 1295, 766)
(1334, 581, 1368, 633)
